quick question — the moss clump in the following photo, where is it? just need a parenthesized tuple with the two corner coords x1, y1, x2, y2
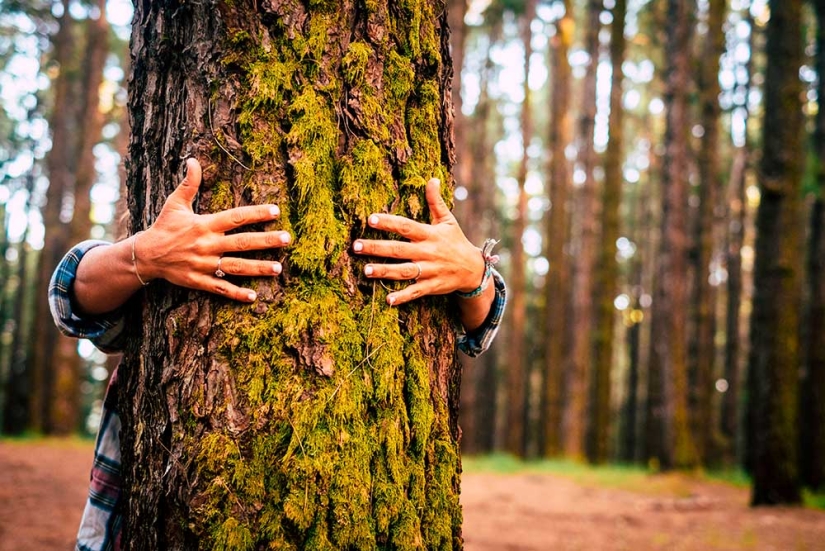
(342, 41, 372, 86)
(340, 139, 395, 226)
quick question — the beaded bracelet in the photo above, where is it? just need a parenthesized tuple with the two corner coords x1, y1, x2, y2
(456, 238, 499, 299)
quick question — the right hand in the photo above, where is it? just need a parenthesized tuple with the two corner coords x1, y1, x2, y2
(134, 158, 290, 302)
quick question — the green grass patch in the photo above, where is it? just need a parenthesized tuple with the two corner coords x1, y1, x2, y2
(0, 434, 95, 448)
(802, 489, 825, 510)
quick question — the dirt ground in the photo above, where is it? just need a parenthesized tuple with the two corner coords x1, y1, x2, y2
(2, 440, 824, 551)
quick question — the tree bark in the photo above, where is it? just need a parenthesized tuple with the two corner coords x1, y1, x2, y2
(749, 0, 804, 506)
(542, 0, 573, 458)
(120, 1, 465, 548)
(648, 0, 696, 470)
(588, 0, 626, 464)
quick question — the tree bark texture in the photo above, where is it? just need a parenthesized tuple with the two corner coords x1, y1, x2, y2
(648, 0, 696, 470)
(121, 1, 463, 549)
(565, 0, 599, 461)
(689, 0, 725, 465)
(505, 0, 535, 458)
(800, 0, 825, 492)
(749, 0, 804, 506)
(588, 0, 626, 464)
(541, 0, 573, 459)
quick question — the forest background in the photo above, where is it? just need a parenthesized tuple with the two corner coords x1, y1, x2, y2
(0, 0, 823, 511)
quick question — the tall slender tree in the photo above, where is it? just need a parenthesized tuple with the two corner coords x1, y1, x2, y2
(542, 0, 573, 458)
(506, 0, 536, 458)
(690, 0, 726, 465)
(648, 0, 697, 470)
(589, 0, 627, 464)
(120, 1, 470, 547)
(749, 0, 804, 505)
(800, 0, 825, 493)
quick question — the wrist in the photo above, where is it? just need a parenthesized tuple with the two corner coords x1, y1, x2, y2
(456, 238, 499, 299)
(131, 230, 156, 284)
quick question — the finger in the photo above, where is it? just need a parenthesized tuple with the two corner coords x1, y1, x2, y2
(217, 257, 282, 277)
(206, 204, 281, 233)
(352, 239, 419, 260)
(167, 158, 203, 208)
(387, 280, 435, 306)
(364, 261, 423, 281)
(188, 273, 258, 303)
(220, 231, 291, 252)
(367, 213, 430, 241)
(426, 178, 454, 224)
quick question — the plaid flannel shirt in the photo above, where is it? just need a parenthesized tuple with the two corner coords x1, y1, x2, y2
(51, 240, 506, 551)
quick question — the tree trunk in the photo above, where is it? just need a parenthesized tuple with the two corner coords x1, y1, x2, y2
(648, 0, 696, 470)
(800, 0, 825, 493)
(120, 2, 465, 548)
(50, 0, 109, 435)
(563, 0, 599, 461)
(542, 0, 573, 458)
(588, 0, 626, 464)
(749, 0, 804, 506)
(688, 0, 725, 466)
(506, 0, 535, 458)
(28, 0, 74, 433)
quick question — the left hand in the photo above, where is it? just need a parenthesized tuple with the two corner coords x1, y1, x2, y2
(352, 178, 485, 306)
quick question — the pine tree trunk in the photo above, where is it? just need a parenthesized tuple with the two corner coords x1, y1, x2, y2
(588, 0, 626, 464)
(800, 0, 825, 493)
(29, 0, 74, 433)
(648, 0, 696, 470)
(542, 0, 573, 458)
(120, 2, 465, 548)
(50, 0, 109, 435)
(749, 0, 804, 506)
(689, 0, 725, 466)
(563, 0, 599, 461)
(506, 0, 535, 458)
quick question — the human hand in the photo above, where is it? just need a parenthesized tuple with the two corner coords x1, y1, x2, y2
(352, 178, 485, 306)
(134, 158, 290, 302)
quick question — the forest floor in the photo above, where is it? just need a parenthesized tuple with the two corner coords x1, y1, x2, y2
(2, 440, 825, 551)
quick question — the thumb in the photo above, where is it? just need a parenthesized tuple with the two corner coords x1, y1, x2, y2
(167, 158, 202, 208)
(426, 178, 453, 224)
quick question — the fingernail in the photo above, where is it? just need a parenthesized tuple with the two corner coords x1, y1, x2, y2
(273, 263, 282, 275)
(353, 241, 363, 252)
(270, 206, 280, 217)
(248, 291, 257, 301)
(433, 178, 440, 185)
(365, 265, 373, 276)
(369, 215, 379, 227)
(280, 233, 290, 244)
(387, 295, 396, 305)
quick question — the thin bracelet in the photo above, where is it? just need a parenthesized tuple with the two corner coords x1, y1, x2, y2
(456, 238, 499, 299)
(131, 231, 150, 286)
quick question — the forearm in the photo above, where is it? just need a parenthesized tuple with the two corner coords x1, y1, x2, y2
(456, 281, 495, 332)
(73, 237, 144, 315)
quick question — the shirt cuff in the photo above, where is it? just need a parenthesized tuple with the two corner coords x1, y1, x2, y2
(49, 240, 126, 354)
(457, 268, 507, 357)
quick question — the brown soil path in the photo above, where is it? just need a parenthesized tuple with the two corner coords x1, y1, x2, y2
(2, 440, 824, 550)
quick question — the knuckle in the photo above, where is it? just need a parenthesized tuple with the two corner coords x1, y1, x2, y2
(410, 287, 423, 299)
(399, 220, 413, 236)
(224, 259, 242, 274)
(214, 282, 231, 295)
(230, 209, 248, 225)
(235, 234, 252, 250)
(392, 243, 403, 257)
(400, 265, 415, 278)
(265, 232, 281, 247)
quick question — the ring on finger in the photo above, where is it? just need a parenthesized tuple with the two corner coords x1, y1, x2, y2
(411, 261, 422, 282)
(215, 257, 226, 278)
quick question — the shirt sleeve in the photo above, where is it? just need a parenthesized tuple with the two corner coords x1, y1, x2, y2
(457, 268, 507, 358)
(49, 240, 127, 354)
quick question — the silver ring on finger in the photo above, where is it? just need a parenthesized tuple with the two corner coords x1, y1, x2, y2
(411, 261, 422, 282)
(215, 257, 226, 278)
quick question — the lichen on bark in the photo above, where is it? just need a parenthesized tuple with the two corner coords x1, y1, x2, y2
(121, 1, 461, 549)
